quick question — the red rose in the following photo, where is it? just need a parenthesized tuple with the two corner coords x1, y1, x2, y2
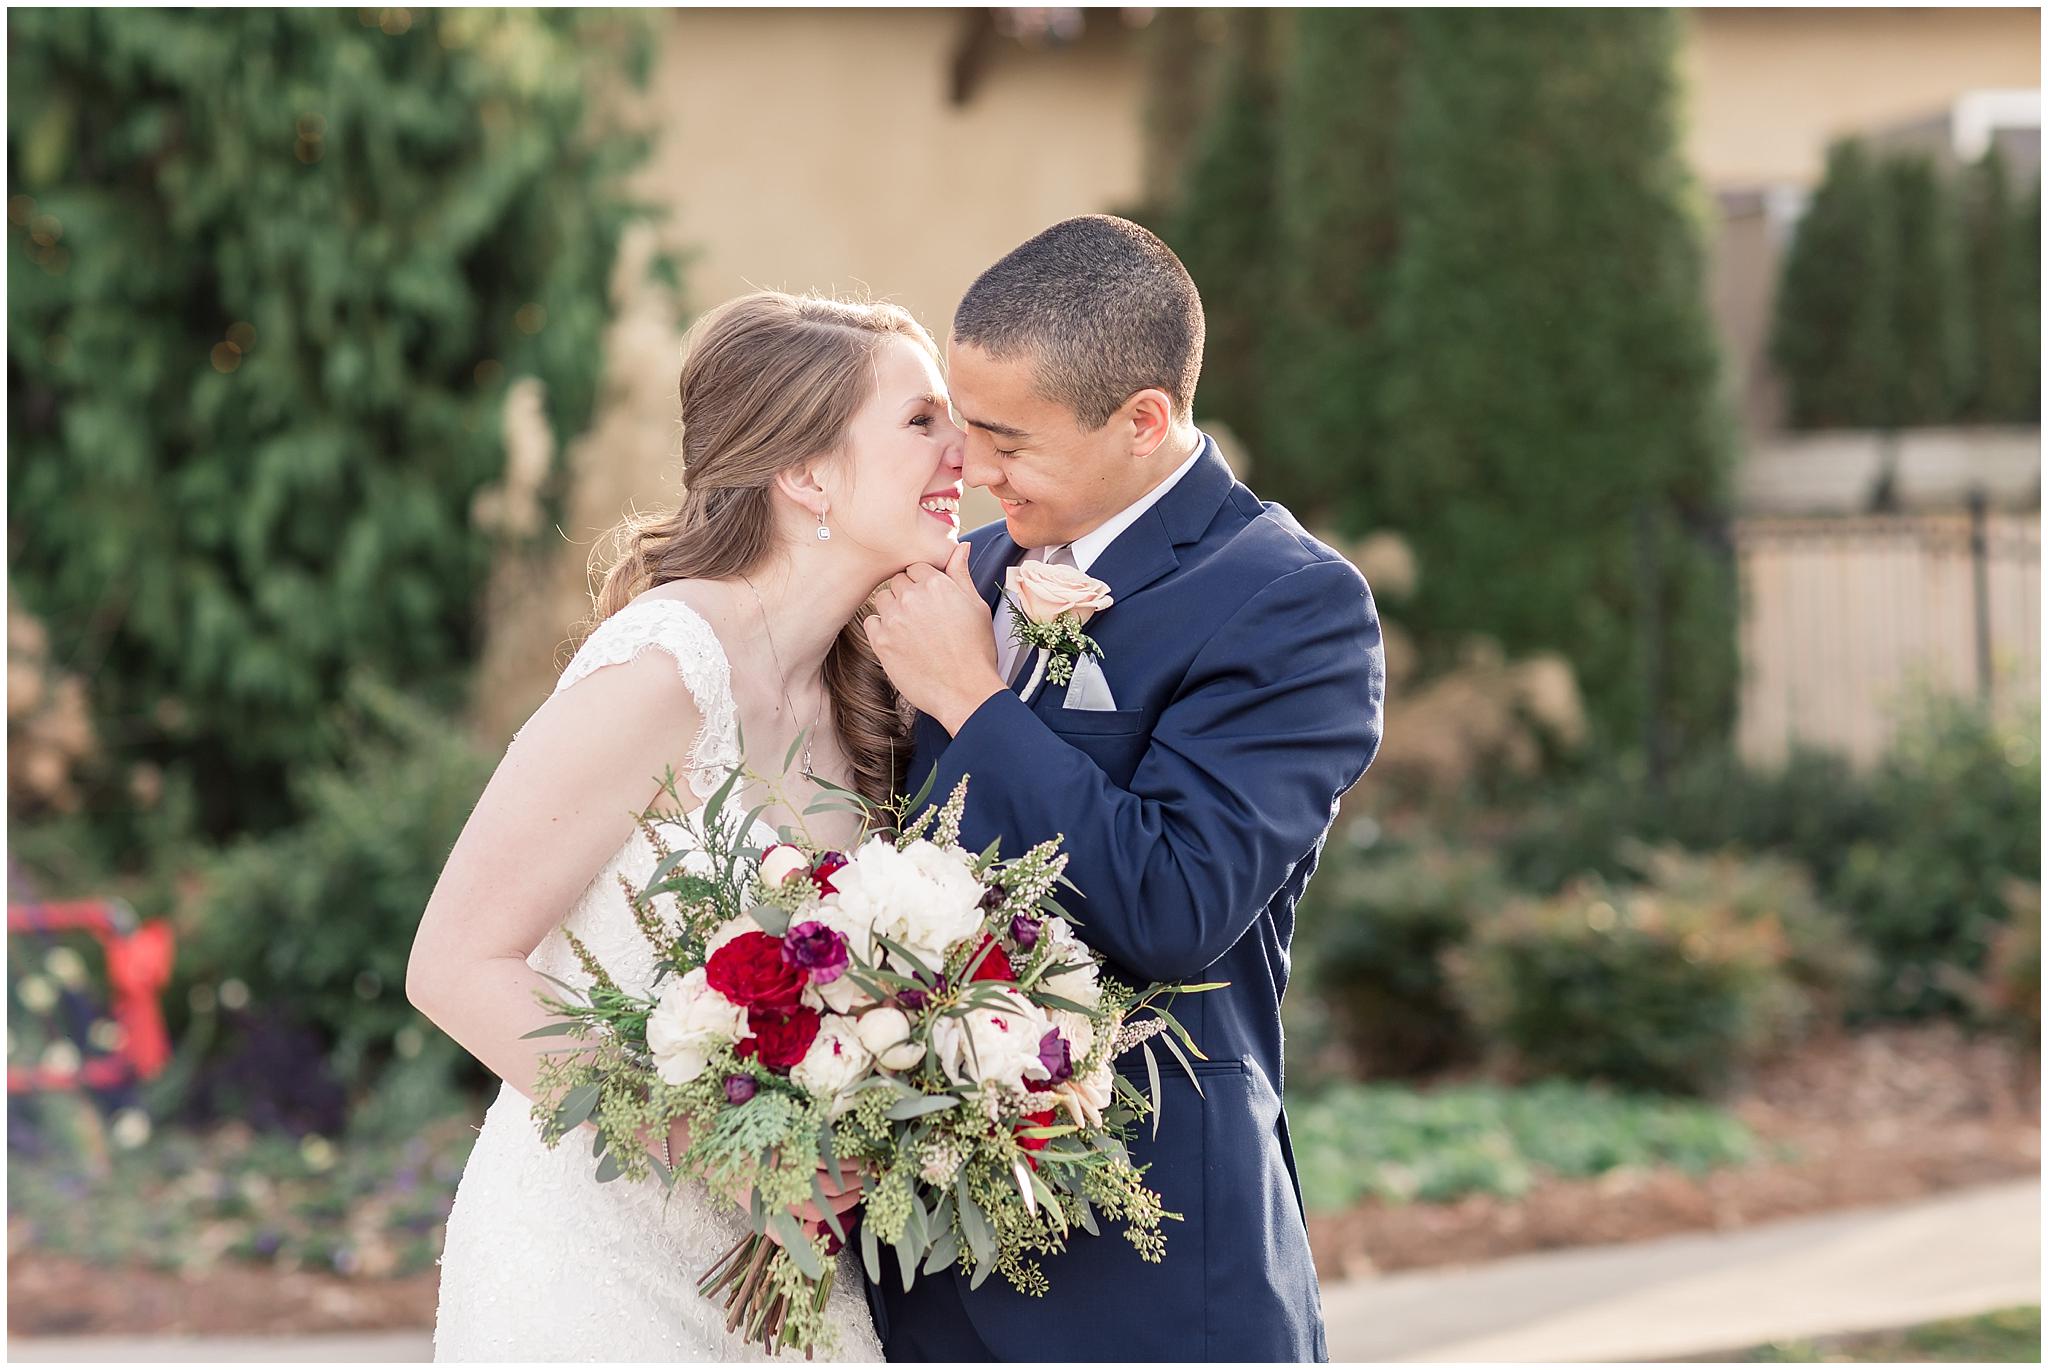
(1014, 1108, 1059, 1171)
(968, 937, 1016, 984)
(736, 1006, 821, 1073)
(707, 930, 808, 1014)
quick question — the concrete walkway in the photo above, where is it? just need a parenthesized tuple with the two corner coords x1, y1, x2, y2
(10, 1178, 2039, 1363)
(1323, 1176, 2040, 1362)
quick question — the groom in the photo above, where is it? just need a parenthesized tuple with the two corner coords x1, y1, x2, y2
(863, 215, 1385, 1361)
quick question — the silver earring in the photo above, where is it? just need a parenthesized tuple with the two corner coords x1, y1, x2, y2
(815, 510, 831, 542)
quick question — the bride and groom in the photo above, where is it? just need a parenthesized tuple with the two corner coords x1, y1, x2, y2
(408, 214, 1386, 1362)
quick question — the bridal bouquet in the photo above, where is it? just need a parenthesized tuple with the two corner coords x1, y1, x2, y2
(527, 760, 1218, 1359)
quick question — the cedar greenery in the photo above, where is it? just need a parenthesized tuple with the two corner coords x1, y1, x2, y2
(7, 8, 655, 837)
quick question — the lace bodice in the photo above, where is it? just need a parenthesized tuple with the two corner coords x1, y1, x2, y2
(434, 595, 881, 1362)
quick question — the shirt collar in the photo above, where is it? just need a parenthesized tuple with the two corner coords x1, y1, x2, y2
(1046, 432, 1208, 574)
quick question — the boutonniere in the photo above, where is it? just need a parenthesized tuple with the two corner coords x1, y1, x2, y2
(1005, 560, 1115, 693)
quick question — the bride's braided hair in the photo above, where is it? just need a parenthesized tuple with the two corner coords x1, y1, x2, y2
(583, 291, 924, 807)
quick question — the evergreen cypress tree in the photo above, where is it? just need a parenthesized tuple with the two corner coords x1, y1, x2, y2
(1267, 9, 1407, 523)
(1961, 148, 2040, 422)
(7, 10, 652, 836)
(1166, 9, 1278, 453)
(1378, 9, 1736, 755)
(1884, 152, 1970, 425)
(1771, 139, 1896, 428)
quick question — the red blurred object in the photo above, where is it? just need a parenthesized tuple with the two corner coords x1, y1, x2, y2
(7, 899, 176, 1093)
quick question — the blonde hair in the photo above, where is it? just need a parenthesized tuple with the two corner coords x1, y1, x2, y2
(585, 291, 935, 805)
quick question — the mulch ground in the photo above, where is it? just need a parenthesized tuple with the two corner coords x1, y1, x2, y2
(10, 1025, 2038, 1336)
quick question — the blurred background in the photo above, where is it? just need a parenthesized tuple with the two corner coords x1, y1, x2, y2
(7, 7, 2040, 1361)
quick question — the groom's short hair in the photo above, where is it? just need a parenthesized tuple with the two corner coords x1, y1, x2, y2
(953, 215, 1204, 431)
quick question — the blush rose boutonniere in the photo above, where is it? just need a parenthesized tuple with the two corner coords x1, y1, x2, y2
(1004, 559, 1114, 694)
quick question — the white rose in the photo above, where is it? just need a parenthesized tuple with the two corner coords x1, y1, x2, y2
(790, 1015, 873, 1105)
(644, 968, 749, 1086)
(759, 844, 809, 889)
(824, 835, 986, 971)
(855, 1007, 925, 1072)
(931, 988, 1050, 1092)
(1039, 918, 1103, 1010)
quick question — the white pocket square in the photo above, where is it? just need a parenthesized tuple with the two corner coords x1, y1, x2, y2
(1061, 654, 1119, 711)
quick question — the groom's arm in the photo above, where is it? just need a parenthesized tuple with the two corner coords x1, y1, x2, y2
(920, 559, 1384, 983)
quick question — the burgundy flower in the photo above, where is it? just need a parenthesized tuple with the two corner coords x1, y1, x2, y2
(781, 921, 849, 985)
(897, 970, 947, 1012)
(811, 851, 849, 897)
(815, 1219, 845, 1257)
(968, 937, 1016, 984)
(723, 1073, 758, 1105)
(979, 883, 1006, 911)
(707, 930, 808, 1014)
(1009, 913, 1041, 950)
(1014, 1108, 1060, 1170)
(735, 1007, 820, 1073)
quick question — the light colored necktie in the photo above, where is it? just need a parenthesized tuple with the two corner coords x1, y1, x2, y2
(995, 544, 1075, 691)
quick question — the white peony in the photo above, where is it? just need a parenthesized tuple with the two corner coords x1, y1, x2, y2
(644, 968, 750, 1086)
(930, 988, 1050, 1092)
(854, 1006, 925, 1072)
(1038, 917, 1104, 1009)
(790, 1014, 873, 1107)
(823, 836, 987, 972)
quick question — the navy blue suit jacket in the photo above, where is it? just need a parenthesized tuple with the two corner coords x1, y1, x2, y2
(868, 437, 1385, 1361)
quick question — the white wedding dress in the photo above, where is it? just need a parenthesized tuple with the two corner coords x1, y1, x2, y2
(434, 597, 883, 1363)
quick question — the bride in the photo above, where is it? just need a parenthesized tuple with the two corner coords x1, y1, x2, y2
(408, 291, 968, 1361)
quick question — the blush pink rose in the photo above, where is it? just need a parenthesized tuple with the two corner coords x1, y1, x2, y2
(1007, 560, 1114, 626)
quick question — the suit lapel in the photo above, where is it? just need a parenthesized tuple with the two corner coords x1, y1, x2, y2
(1086, 437, 1237, 604)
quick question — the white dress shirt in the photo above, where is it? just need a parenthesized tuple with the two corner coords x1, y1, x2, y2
(992, 434, 1207, 682)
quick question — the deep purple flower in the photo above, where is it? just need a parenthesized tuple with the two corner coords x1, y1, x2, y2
(1009, 913, 1041, 950)
(723, 1073, 758, 1105)
(1036, 1029, 1073, 1086)
(979, 883, 1006, 911)
(253, 1229, 284, 1257)
(780, 921, 849, 985)
(897, 970, 949, 1012)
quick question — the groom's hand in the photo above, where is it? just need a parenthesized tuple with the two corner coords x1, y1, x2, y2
(867, 544, 1007, 736)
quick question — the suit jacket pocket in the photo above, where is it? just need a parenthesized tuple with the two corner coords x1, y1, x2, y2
(1044, 705, 1146, 737)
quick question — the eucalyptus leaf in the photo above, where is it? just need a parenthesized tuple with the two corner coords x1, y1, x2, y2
(554, 1081, 601, 1132)
(770, 1211, 825, 1280)
(955, 1178, 993, 1271)
(922, 1229, 959, 1275)
(594, 1150, 623, 1183)
(812, 1171, 848, 1245)
(885, 1094, 960, 1121)
(519, 1020, 582, 1039)
(860, 1211, 883, 1285)
(748, 902, 791, 937)
(1075, 1194, 1100, 1237)
(1142, 1041, 1164, 1140)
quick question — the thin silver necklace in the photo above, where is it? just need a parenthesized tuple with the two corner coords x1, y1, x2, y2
(739, 573, 822, 781)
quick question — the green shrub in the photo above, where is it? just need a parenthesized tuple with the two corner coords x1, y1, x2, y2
(1832, 694, 2040, 1018)
(7, 9, 653, 839)
(1301, 841, 1506, 1077)
(1772, 139, 1896, 429)
(185, 677, 494, 1094)
(1614, 843, 1876, 1022)
(1447, 876, 1804, 1096)
(1494, 744, 1881, 894)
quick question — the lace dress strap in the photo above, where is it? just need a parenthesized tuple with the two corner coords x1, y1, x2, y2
(552, 597, 740, 801)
